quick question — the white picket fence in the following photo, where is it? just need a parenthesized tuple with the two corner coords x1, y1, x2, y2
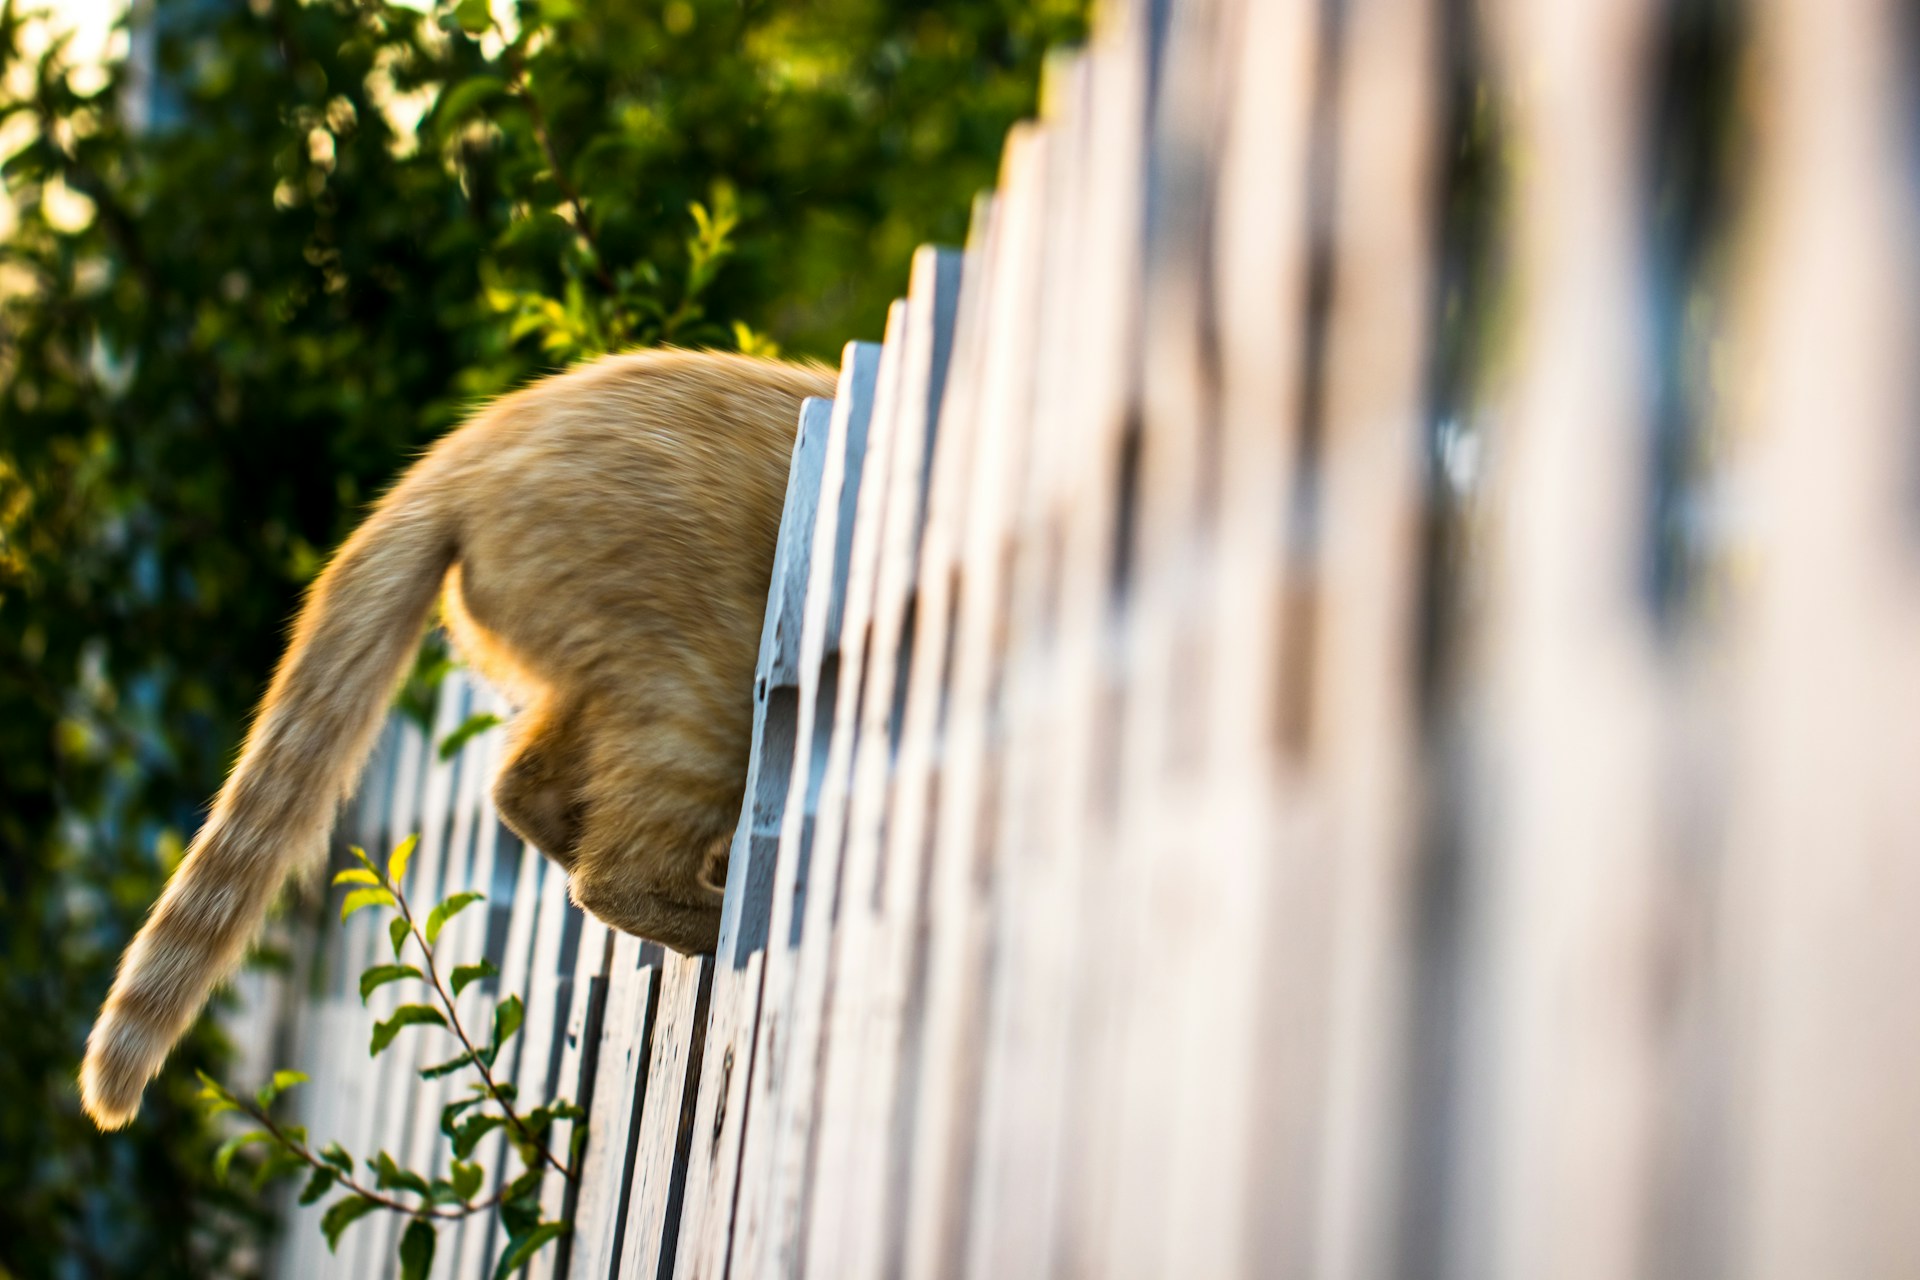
(261, 0, 1920, 1275)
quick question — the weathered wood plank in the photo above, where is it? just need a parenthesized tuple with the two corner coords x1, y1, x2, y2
(528, 916, 610, 1280)
(1720, 1, 1920, 1275)
(1451, 3, 1665, 1279)
(726, 341, 884, 1280)
(615, 952, 713, 1280)
(674, 391, 834, 1279)
(804, 244, 965, 1280)
(1295, 0, 1437, 1275)
(742, 307, 910, 1279)
(980, 4, 1152, 1274)
(570, 935, 661, 1280)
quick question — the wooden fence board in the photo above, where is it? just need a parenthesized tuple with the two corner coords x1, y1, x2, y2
(1456, 4, 1665, 1280)
(726, 340, 882, 1280)
(747, 302, 911, 1279)
(616, 952, 712, 1280)
(1721, 2, 1920, 1276)
(571, 935, 660, 1279)
(675, 391, 834, 1278)
(1032, 4, 1152, 1274)
(803, 244, 964, 1280)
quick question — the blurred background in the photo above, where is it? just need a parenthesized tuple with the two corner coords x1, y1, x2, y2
(0, 1, 1081, 1273)
(12, 0, 1912, 1275)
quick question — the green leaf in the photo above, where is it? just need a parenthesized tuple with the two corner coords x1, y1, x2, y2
(421, 1050, 477, 1080)
(492, 1221, 569, 1280)
(450, 1159, 484, 1202)
(321, 1195, 379, 1252)
(371, 1004, 447, 1056)
(255, 1069, 309, 1109)
(350, 845, 377, 872)
(451, 959, 498, 996)
(388, 832, 419, 885)
(438, 75, 505, 126)
(332, 867, 381, 887)
(453, 0, 493, 35)
(299, 1165, 339, 1206)
(484, 994, 524, 1065)
(396, 646, 454, 731)
(213, 1130, 272, 1182)
(452, 1112, 506, 1160)
(441, 1094, 485, 1137)
(373, 1150, 432, 1197)
(341, 886, 396, 923)
(501, 1170, 544, 1212)
(399, 1218, 437, 1280)
(319, 1142, 355, 1175)
(391, 917, 412, 958)
(426, 892, 485, 944)
(438, 711, 503, 761)
(254, 1146, 307, 1189)
(359, 963, 424, 1004)
(194, 1071, 239, 1117)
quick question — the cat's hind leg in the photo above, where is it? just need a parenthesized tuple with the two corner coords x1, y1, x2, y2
(560, 723, 735, 953)
(492, 698, 587, 865)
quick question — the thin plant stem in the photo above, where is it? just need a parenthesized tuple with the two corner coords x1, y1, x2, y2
(386, 875, 574, 1182)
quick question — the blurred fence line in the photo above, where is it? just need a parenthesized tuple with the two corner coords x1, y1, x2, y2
(262, 0, 1920, 1273)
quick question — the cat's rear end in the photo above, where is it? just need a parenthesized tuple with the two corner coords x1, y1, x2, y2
(82, 350, 831, 1129)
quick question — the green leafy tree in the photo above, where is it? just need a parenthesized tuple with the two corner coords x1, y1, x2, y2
(0, 0, 1083, 1274)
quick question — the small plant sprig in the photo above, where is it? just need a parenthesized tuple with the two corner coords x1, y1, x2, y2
(197, 835, 581, 1280)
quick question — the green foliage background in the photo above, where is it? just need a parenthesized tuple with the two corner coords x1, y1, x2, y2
(0, 0, 1081, 1273)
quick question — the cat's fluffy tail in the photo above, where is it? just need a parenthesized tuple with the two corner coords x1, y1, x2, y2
(81, 466, 457, 1129)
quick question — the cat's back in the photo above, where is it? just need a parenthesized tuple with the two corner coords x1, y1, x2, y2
(433, 349, 832, 679)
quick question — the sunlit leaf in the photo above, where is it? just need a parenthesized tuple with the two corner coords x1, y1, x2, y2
(341, 887, 396, 923)
(387, 833, 418, 885)
(254, 1068, 309, 1109)
(483, 994, 524, 1065)
(453, 0, 492, 35)
(426, 892, 484, 944)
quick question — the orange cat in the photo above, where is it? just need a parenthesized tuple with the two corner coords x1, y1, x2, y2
(80, 349, 833, 1130)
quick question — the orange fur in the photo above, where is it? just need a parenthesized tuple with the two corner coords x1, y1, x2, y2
(80, 349, 832, 1129)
